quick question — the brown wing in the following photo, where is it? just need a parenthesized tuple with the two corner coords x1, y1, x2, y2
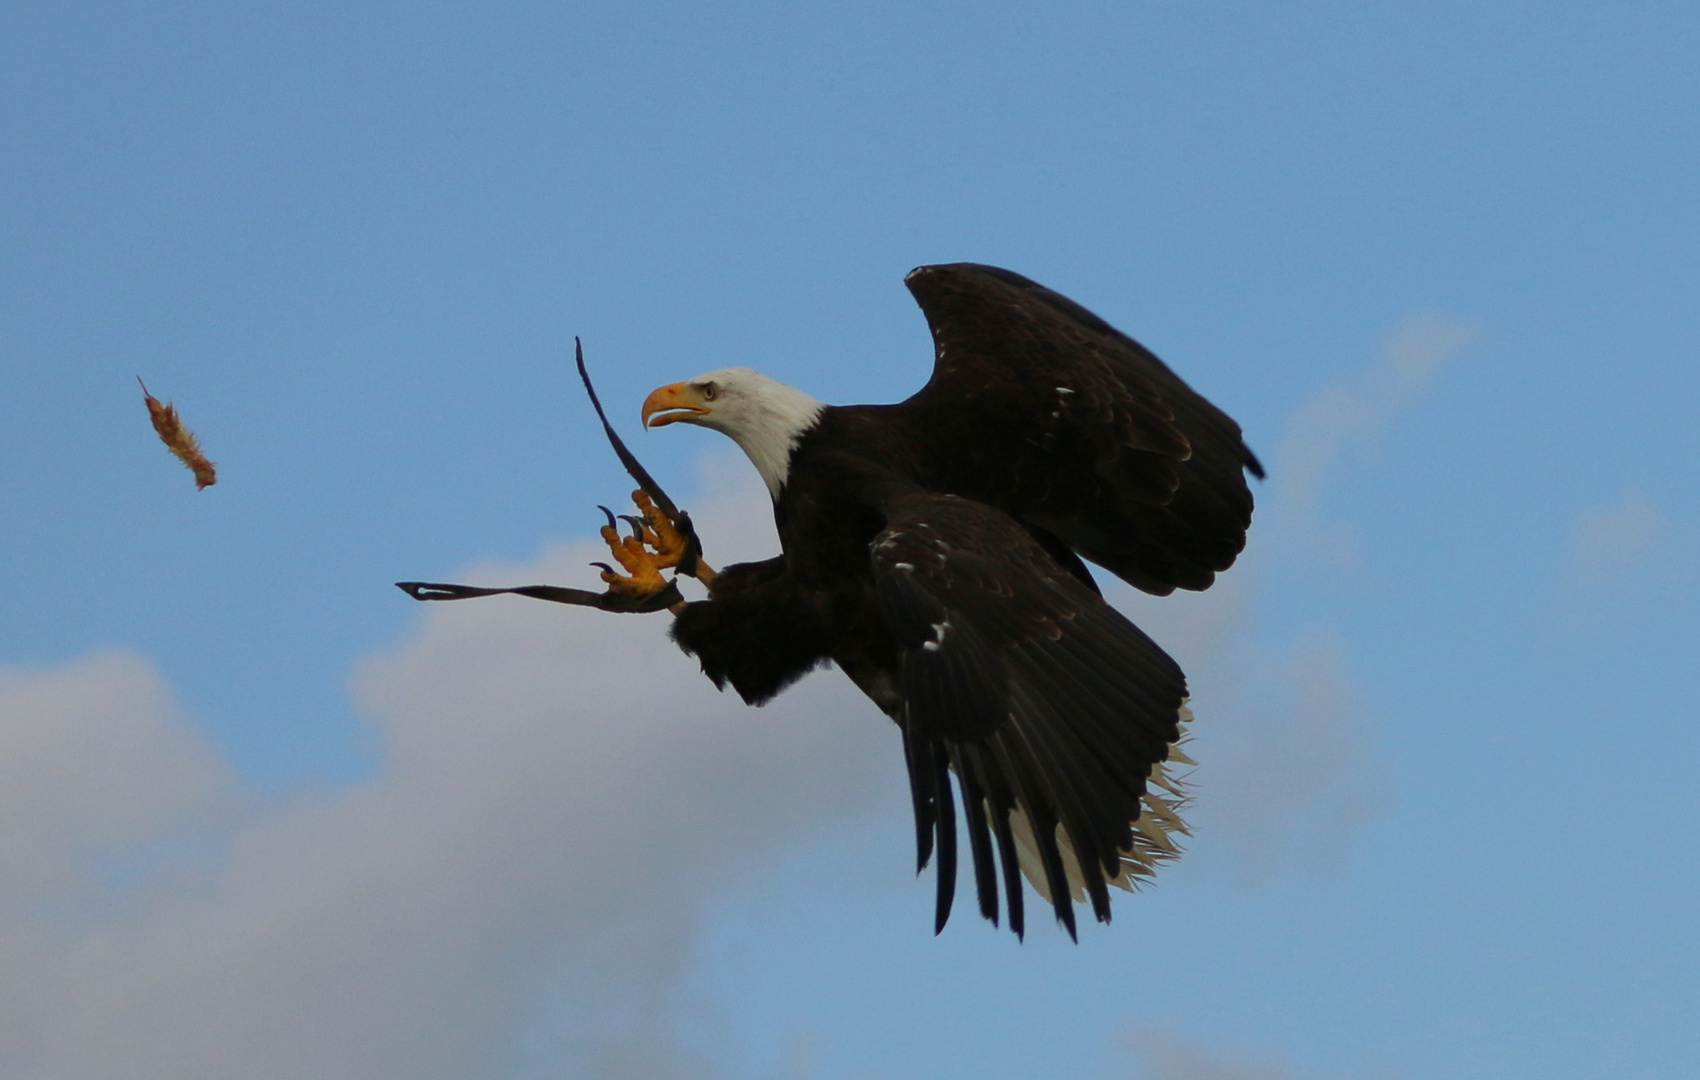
(898, 263, 1263, 595)
(870, 487, 1190, 939)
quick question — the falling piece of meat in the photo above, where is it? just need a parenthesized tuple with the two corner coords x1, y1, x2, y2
(138, 377, 217, 490)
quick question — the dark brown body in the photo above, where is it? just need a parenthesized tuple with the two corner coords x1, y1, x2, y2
(671, 264, 1262, 938)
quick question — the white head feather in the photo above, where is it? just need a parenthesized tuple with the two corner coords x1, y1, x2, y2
(645, 367, 826, 499)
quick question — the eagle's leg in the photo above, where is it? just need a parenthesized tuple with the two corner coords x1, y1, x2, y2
(630, 489, 717, 584)
(592, 506, 672, 599)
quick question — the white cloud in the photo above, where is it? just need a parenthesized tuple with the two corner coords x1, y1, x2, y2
(1106, 316, 1468, 884)
(1270, 315, 1476, 566)
(1126, 1025, 1303, 1080)
(0, 650, 230, 903)
(1113, 583, 1385, 885)
(1568, 489, 1663, 580)
(1187, 636, 1385, 881)
(1124, 1024, 1387, 1080)
(0, 462, 896, 1080)
(0, 651, 234, 1071)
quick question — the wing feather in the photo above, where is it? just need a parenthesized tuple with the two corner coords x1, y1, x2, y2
(949, 743, 1002, 925)
(900, 262, 1262, 596)
(868, 486, 1189, 936)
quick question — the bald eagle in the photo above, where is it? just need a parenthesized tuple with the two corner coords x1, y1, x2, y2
(616, 264, 1264, 940)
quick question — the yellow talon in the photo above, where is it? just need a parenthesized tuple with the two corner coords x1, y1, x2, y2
(590, 490, 715, 600)
(631, 489, 688, 568)
(596, 515, 669, 597)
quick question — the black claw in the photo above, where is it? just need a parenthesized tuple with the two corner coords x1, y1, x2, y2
(598, 505, 617, 530)
(619, 514, 646, 539)
(589, 561, 615, 575)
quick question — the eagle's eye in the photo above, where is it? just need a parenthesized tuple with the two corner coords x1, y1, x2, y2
(702, 382, 718, 401)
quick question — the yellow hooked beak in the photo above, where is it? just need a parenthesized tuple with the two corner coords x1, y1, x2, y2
(641, 382, 711, 428)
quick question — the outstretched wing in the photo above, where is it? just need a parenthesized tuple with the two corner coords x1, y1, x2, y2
(899, 263, 1263, 596)
(870, 486, 1191, 939)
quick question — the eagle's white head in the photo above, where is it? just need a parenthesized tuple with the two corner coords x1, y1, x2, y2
(642, 367, 826, 499)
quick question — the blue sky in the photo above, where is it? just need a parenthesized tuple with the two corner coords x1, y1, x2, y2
(2, 3, 1696, 1078)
